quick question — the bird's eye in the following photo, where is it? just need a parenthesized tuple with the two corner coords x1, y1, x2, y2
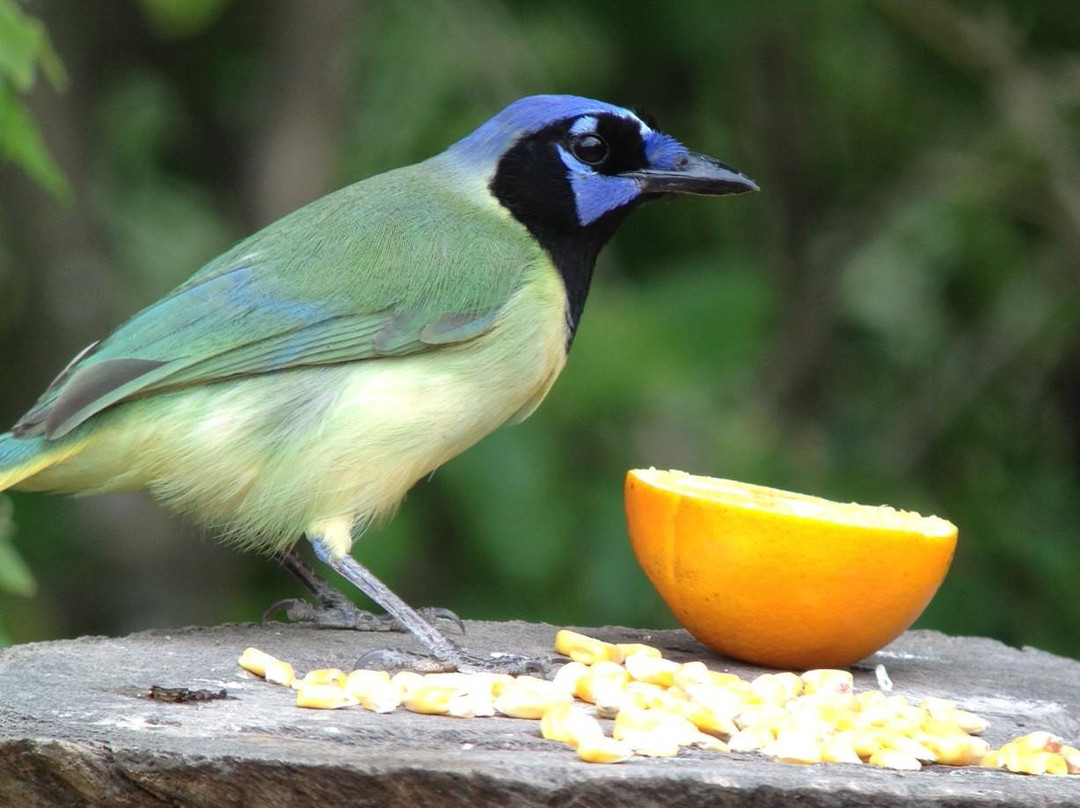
(571, 133, 608, 165)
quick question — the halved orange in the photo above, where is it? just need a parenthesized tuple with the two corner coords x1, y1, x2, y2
(625, 468, 957, 669)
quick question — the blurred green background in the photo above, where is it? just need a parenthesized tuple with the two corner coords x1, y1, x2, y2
(1, 0, 1078, 659)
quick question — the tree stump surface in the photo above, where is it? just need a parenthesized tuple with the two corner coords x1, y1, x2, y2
(0, 621, 1077, 807)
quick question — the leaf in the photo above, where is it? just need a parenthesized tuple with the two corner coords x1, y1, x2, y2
(137, 0, 232, 38)
(0, 0, 65, 91)
(0, 84, 71, 201)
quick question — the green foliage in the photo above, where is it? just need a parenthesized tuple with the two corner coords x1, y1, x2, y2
(0, 0, 68, 199)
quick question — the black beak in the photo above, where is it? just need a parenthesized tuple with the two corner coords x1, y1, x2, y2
(625, 151, 758, 196)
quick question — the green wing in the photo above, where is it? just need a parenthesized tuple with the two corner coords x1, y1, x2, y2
(14, 162, 543, 440)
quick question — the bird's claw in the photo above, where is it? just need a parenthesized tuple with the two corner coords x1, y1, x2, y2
(356, 645, 553, 676)
(262, 598, 465, 634)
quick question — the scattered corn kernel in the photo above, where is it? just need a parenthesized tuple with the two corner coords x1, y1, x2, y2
(617, 642, 662, 659)
(555, 629, 622, 664)
(238, 647, 295, 686)
(403, 682, 463, 716)
(729, 726, 775, 753)
(296, 668, 347, 689)
(540, 702, 604, 747)
(576, 735, 633, 764)
(764, 734, 822, 764)
(624, 653, 681, 687)
(236, 628, 1076, 776)
(801, 669, 854, 695)
(295, 683, 358, 710)
(869, 749, 922, 771)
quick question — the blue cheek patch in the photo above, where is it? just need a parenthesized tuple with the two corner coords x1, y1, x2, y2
(643, 131, 691, 171)
(558, 145, 640, 226)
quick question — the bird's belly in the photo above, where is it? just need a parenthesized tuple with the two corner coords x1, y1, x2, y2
(41, 266, 570, 549)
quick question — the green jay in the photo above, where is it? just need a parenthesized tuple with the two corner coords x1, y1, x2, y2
(0, 95, 756, 671)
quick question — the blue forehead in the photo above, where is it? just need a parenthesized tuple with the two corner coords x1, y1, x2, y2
(447, 95, 640, 168)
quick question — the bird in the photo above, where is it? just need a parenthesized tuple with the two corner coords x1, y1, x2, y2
(0, 95, 756, 672)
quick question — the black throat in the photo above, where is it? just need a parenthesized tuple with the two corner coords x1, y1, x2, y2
(489, 124, 646, 347)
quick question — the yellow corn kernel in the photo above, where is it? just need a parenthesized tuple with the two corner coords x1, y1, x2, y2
(922, 733, 989, 766)
(552, 661, 590, 695)
(576, 735, 632, 764)
(773, 672, 804, 700)
(980, 749, 1003, 768)
(554, 629, 622, 665)
(820, 738, 863, 764)
(447, 689, 496, 718)
(296, 668, 347, 689)
(358, 682, 401, 714)
(750, 674, 792, 706)
(728, 726, 774, 753)
(690, 732, 731, 753)
(949, 708, 989, 735)
(237, 648, 295, 686)
(1007, 731, 1062, 754)
(672, 701, 737, 739)
(855, 689, 888, 713)
(801, 669, 853, 695)
(734, 705, 789, 735)
(592, 681, 628, 719)
(494, 684, 571, 720)
(868, 749, 922, 771)
(344, 669, 391, 699)
(468, 672, 515, 699)
(673, 661, 710, 689)
(616, 642, 662, 659)
(684, 683, 747, 719)
(1059, 744, 1080, 774)
(295, 683, 358, 710)
(403, 683, 462, 715)
(763, 734, 822, 764)
(390, 670, 424, 699)
(624, 654, 680, 687)
(879, 733, 936, 762)
(849, 728, 885, 758)
(613, 706, 699, 746)
(575, 661, 630, 704)
(919, 717, 966, 738)
(540, 703, 604, 748)
(1002, 749, 1068, 776)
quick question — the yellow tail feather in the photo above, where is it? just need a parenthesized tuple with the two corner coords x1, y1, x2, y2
(0, 437, 91, 492)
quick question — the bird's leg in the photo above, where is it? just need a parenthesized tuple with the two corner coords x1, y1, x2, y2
(263, 546, 463, 633)
(310, 540, 552, 675)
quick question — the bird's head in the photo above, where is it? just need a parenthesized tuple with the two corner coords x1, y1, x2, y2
(444, 94, 757, 251)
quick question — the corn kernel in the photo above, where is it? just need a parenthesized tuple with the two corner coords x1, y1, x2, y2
(855, 689, 887, 713)
(751, 673, 793, 706)
(344, 669, 391, 700)
(390, 670, 424, 698)
(494, 684, 571, 720)
(555, 630, 622, 665)
(540, 702, 604, 748)
(358, 682, 401, 714)
(684, 683, 747, 718)
(296, 668, 347, 689)
(552, 661, 589, 695)
(613, 705, 698, 745)
(879, 733, 936, 762)
(616, 642, 662, 659)
(734, 705, 789, 735)
(820, 738, 863, 764)
(575, 661, 629, 704)
(728, 726, 774, 753)
(869, 749, 922, 771)
(295, 683, 358, 710)
(576, 735, 632, 764)
(763, 733, 822, 764)
(949, 708, 989, 735)
(1059, 744, 1080, 774)
(980, 749, 1003, 768)
(1008, 731, 1062, 754)
(447, 687, 496, 718)
(801, 669, 853, 695)
(1003, 749, 1068, 776)
(237, 648, 295, 686)
(673, 701, 738, 739)
(922, 733, 989, 766)
(624, 653, 680, 687)
(690, 732, 731, 753)
(404, 682, 462, 715)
